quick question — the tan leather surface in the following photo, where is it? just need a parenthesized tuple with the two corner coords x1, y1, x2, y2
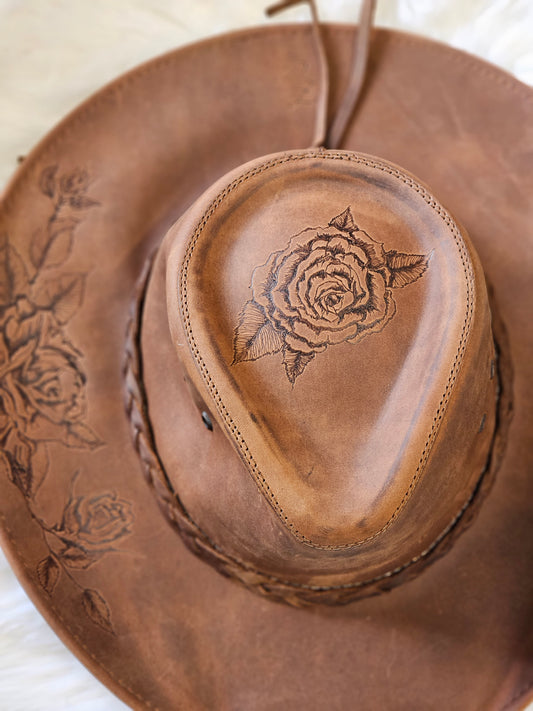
(149, 148, 497, 585)
(0, 24, 532, 711)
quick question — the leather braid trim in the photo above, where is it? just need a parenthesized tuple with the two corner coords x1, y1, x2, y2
(123, 255, 512, 607)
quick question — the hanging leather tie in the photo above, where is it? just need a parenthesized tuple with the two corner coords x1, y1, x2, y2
(266, 0, 329, 147)
(266, 0, 376, 149)
(327, 0, 376, 147)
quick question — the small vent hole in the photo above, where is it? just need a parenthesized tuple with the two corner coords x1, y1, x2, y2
(201, 411, 213, 431)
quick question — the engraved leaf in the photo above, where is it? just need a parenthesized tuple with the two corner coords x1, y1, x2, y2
(33, 272, 86, 323)
(29, 229, 46, 270)
(60, 546, 95, 569)
(7, 442, 47, 501)
(7, 437, 49, 500)
(386, 251, 429, 288)
(283, 347, 315, 384)
(6, 247, 29, 297)
(30, 444, 49, 498)
(65, 422, 104, 450)
(233, 300, 284, 364)
(9, 339, 38, 372)
(37, 556, 61, 594)
(6, 455, 34, 498)
(39, 165, 58, 198)
(82, 589, 114, 633)
(0, 235, 30, 303)
(69, 194, 99, 210)
(329, 207, 357, 233)
(5, 429, 33, 471)
(30, 218, 78, 270)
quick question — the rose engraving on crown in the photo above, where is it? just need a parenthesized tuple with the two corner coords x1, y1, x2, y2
(233, 207, 430, 383)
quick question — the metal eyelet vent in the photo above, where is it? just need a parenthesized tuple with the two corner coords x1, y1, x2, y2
(202, 411, 213, 431)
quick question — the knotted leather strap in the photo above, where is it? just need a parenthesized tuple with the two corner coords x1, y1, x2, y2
(266, 0, 377, 148)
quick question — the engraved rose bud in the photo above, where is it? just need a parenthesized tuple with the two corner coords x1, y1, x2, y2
(58, 169, 98, 209)
(59, 169, 89, 197)
(233, 208, 429, 383)
(54, 493, 134, 557)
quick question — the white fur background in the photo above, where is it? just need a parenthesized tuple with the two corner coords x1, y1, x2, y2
(0, 1, 532, 709)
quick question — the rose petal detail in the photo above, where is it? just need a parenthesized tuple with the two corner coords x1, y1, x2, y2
(233, 207, 429, 383)
(56, 490, 134, 552)
(39, 165, 58, 199)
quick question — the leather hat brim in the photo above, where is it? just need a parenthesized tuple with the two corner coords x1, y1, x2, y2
(0, 25, 532, 710)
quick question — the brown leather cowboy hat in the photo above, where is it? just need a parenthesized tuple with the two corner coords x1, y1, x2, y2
(1, 0, 532, 708)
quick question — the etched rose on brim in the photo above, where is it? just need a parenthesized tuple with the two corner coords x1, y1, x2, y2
(1, 167, 128, 634)
(59, 169, 89, 197)
(0, 241, 101, 497)
(49, 492, 134, 568)
(58, 492, 134, 548)
(233, 207, 429, 383)
(1, 298, 86, 424)
(0, 296, 100, 448)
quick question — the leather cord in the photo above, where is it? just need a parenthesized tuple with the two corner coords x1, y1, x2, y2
(327, 0, 376, 148)
(266, 0, 329, 147)
(266, 0, 376, 149)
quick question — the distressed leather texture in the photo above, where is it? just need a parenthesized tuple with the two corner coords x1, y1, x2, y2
(148, 149, 498, 591)
(0, 24, 532, 711)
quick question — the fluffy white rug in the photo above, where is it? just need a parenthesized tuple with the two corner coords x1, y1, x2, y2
(0, 1, 532, 709)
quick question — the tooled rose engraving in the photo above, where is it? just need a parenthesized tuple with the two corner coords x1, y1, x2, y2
(0, 297, 93, 483)
(35, 474, 134, 634)
(0, 165, 133, 634)
(233, 207, 429, 383)
(0, 166, 101, 496)
(51, 488, 134, 563)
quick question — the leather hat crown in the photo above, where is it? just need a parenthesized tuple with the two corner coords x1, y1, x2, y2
(123, 1, 509, 606)
(130, 146, 505, 605)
